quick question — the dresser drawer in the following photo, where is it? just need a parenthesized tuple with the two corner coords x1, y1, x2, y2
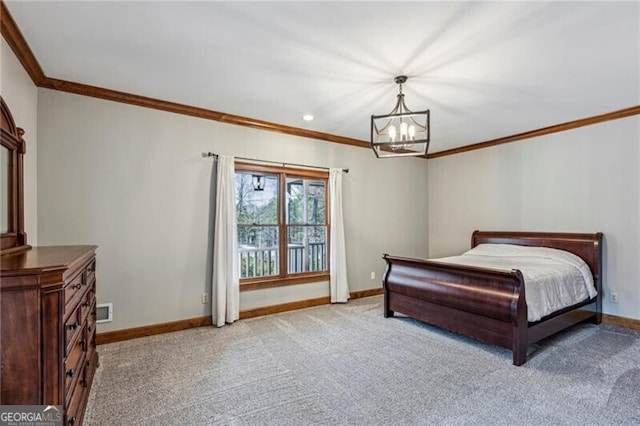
(63, 281, 93, 356)
(65, 373, 85, 426)
(84, 351, 98, 394)
(85, 259, 96, 287)
(64, 272, 85, 310)
(79, 284, 94, 324)
(64, 306, 82, 356)
(64, 329, 86, 404)
(86, 300, 96, 345)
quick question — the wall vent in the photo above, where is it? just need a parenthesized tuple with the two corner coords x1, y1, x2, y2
(96, 303, 113, 323)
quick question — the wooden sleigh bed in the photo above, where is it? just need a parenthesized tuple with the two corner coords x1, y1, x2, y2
(382, 231, 603, 366)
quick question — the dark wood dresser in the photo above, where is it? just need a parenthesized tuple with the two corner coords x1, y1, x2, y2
(1, 245, 99, 426)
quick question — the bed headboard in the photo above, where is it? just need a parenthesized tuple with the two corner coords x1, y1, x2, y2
(471, 230, 603, 286)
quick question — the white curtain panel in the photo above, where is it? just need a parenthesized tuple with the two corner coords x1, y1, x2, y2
(329, 168, 349, 303)
(212, 155, 240, 327)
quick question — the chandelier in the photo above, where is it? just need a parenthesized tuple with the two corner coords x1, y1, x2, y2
(370, 75, 430, 158)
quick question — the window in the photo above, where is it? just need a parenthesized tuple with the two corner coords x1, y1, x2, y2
(235, 162, 329, 289)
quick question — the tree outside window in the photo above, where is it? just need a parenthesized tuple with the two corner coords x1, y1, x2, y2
(234, 163, 329, 285)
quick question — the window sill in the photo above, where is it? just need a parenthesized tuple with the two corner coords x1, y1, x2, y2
(240, 273, 330, 292)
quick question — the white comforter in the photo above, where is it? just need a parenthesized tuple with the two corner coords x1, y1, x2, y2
(431, 244, 597, 322)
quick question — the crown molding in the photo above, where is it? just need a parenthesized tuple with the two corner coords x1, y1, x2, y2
(41, 78, 370, 149)
(0, 1, 46, 85)
(1, 1, 638, 159)
(427, 105, 640, 159)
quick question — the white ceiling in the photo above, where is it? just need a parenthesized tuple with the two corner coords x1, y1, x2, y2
(5, 1, 639, 153)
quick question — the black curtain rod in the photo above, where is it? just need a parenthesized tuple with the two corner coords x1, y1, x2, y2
(201, 152, 349, 173)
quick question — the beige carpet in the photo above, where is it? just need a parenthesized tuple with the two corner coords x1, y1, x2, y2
(85, 295, 640, 425)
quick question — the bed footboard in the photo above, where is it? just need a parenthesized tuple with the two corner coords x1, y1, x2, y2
(382, 254, 529, 365)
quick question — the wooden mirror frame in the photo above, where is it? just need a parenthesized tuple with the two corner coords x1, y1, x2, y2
(1, 96, 29, 255)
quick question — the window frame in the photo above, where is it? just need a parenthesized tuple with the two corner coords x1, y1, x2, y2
(235, 162, 330, 291)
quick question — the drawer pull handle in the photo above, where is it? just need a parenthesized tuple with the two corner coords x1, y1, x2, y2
(87, 325, 92, 332)
(81, 378, 88, 387)
(66, 368, 75, 377)
(81, 340, 87, 351)
(68, 416, 76, 425)
(82, 301, 90, 308)
(67, 322, 79, 330)
(73, 283, 82, 290)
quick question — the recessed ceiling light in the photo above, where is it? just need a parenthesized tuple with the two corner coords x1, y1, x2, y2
(302, 114, 314, 121)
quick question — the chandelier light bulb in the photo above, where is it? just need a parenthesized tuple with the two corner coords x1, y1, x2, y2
(400, 122, 408, 141)
(388, 125, 396, 142)
(408, 125, 416, 140)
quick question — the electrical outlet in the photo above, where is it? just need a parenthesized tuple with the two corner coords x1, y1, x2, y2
(370, 271, 376, 280)
(201, 293, 209, 304)
(610, 292, 618, 303)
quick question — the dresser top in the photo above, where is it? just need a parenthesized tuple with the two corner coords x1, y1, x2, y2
(1, 245, 97, 278)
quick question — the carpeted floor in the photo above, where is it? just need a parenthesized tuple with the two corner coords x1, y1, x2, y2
(84, 295, 640, 425)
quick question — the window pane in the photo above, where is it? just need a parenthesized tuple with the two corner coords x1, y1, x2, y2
(238, 225, 279, 278)
(287, 226, 327, 273)
(235, 172, 278, 225)
(307, 180, 326, 225)
(286, 178, 325, 225)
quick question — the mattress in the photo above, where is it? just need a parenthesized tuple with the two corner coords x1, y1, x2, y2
(432, 243, 597, 322)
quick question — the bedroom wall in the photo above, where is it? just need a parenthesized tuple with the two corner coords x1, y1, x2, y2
(428, 115, 640, 321)
(36, 88, 429, 332)
(0, 38, 38, 244)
